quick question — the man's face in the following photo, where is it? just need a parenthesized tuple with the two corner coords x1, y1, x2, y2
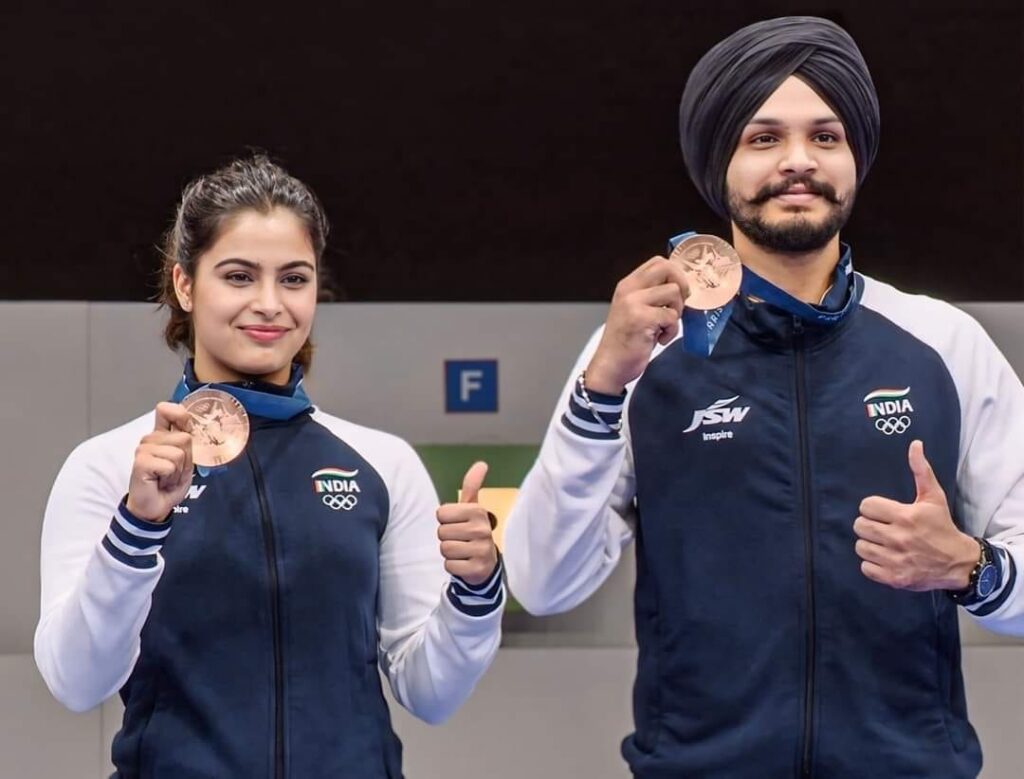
(724, 75, 857, 253)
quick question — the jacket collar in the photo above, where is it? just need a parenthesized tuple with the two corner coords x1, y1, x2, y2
(170, 360, 313, 421)
(730, 243, 862, 347)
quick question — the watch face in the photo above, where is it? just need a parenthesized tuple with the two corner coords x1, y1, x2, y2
(977, 564, 999, 599)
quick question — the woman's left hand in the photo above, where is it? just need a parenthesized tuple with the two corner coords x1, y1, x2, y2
(435, 461, 499, 586)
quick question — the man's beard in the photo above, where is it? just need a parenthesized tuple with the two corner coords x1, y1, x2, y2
(727, 175, 855, 253)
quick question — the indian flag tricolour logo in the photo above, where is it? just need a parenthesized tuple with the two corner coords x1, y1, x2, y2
(311, 467, 361, 494)
(863, 387, 913, 418)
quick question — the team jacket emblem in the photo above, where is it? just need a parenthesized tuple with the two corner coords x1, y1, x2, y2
(864, 387, 914, 436)
(312, 467, 361, 511)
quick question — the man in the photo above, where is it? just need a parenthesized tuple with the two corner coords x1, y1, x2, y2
(504, 16, 1024, 779)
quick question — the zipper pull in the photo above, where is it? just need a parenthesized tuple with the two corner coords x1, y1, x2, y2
(793, 316, 805, 336)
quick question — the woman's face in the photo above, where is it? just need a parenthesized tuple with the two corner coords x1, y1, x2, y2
(173, 207, 318, 385)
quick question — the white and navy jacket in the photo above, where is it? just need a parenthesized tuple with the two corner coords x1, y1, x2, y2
(505, 251, 1024, 779)
(35, 365, 504, 779)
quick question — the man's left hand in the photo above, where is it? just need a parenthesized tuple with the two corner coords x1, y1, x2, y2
(853, 440, 979, 591)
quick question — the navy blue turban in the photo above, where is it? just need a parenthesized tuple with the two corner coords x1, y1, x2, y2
(679, 16, 880, 220)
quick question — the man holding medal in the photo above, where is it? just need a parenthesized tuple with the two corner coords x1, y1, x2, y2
(504, 16, 1024, 779)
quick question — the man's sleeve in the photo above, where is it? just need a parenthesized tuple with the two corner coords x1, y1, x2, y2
(504, 325, 638, 616)
(955, 318, 1024, 633)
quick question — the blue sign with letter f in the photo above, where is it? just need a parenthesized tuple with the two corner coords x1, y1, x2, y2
(445, 360, 498, 413)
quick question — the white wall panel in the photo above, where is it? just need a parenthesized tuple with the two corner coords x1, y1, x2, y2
(0, 301, 1022, 777)
(87, 303, 183, 436)
(0, 655, 101, 779)
(0, 304, 89, 654)
(305, 303, 605, 443)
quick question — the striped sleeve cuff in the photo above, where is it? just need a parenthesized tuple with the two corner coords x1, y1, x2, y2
(100, 498, 173, 570)
(561, 382, 626, 440)
(967, 543, 1016, 617)
(447, 558, 505, 617)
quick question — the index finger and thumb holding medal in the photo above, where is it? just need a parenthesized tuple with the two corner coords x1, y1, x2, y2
(179, 389, 250, 468)
(666, 234, 742, 311)
(154, 402, 192, 433)
(666, 261, 692, 307)
(590, 234, 741, 393)
(129, 389, 254, 521)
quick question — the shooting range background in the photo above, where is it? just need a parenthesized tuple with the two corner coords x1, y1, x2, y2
(0, 301, 1023, 778)
(2, 0, 1023, 775)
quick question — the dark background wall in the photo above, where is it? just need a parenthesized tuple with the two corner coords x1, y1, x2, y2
(2, 0, 1021, 302)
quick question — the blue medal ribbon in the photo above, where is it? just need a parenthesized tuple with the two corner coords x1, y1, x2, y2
(170, 362, 312, 420)
(671, 231, 736, 358)
(740, 245, 856, 325)
(170, 362, 313, 476)
(669, 232, 856, 357)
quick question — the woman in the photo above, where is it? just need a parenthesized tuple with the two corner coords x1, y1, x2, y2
(34, 156, 504, 778)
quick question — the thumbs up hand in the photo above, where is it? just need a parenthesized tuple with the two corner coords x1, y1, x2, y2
(435, 461, 500, 586)
(853, 440, 980, 591)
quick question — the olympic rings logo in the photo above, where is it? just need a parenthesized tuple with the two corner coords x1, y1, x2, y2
(875, 416, 912, 436)
(322, 493, 359, 511)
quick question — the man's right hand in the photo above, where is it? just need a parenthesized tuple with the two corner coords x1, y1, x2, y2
(584, 256, 690, 395)
(126, 402, 195, 523)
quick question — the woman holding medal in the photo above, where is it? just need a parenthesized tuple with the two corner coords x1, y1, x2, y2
(35, 155, 504, 778)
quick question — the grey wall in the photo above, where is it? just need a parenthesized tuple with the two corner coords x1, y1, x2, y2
(2, 301, 1023, 778)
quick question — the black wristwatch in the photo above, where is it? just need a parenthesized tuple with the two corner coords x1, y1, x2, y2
(948, 538, 999, 606)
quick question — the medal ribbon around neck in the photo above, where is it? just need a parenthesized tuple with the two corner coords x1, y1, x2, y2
(669, 232, 857, 357)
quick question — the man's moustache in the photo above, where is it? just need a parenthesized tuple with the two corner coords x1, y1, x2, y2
(749, 177, 841, 205)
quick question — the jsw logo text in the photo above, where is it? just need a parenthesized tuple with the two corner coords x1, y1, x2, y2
(683, 396, 751, 440)
(172, 484, 208, 514)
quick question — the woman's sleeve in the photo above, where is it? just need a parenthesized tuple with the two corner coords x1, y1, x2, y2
(376, 440, 504, 725)
(34, 432, 172, 712)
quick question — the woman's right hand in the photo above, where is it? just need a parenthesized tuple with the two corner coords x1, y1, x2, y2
(125, 402, 195, 522)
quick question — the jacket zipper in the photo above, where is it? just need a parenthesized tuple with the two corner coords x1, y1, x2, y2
(247, 448, 286, 779)
(794, 317, 816, 779)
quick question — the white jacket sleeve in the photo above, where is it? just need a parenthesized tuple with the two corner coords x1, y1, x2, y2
(376, 439, 504, 725)
(953, 316, 1024, 634)
(34, 423, 169, 713)
(504, 326, 638, 616)
(859, 280, 1024, 632)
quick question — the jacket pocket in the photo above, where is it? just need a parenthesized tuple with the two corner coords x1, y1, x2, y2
(631, 602, 664, 754)
(932, 591, 969, 753)
(134, 672, 164, 777)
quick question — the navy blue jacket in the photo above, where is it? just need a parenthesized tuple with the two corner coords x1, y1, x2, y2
(507, 257, 1024, 779)
(36, 365, 504, 779)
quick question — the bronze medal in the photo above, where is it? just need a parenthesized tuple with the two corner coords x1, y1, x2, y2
(180, 388, 249, 468)
(668, 233, 743, 311)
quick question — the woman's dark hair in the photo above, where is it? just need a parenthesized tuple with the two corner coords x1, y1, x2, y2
(159, 154, 329, 372)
